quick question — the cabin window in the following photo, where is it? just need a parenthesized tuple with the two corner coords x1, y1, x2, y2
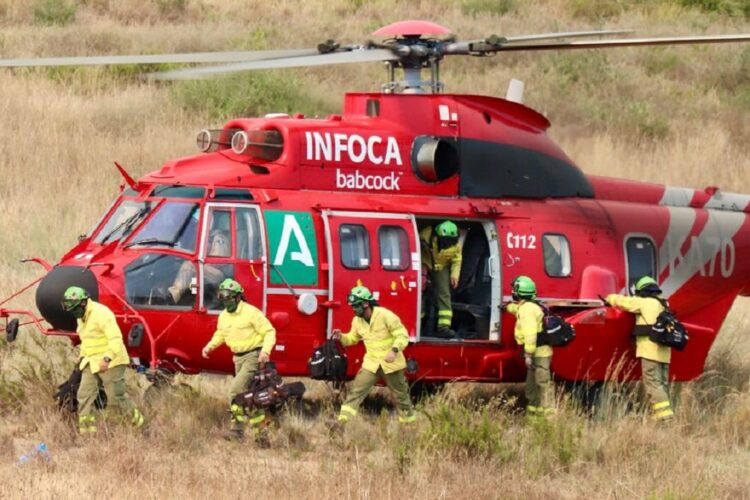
(235, 208, 262, 260)
(542, 234, 572, 277)
(206, 209, 233, 257)
(126, 202, 200, 253)
(94, 200, 153, 245)
(626, 237, 657, 290)
(339, 224, 370, 269)
(124, 253, 196, 309)
(378, 226, 409, 271)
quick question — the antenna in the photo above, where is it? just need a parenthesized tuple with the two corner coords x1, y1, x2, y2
(506, 79, 525, 104)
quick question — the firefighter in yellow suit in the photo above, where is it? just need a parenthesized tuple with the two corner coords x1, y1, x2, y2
(202, 279, 276, 444)
(332, 286, 415, 424)
(606, 276, 675, 421)
(420, 220, 462, 338)
(505, 276, 554, 417)
(61, 286, 144, 435)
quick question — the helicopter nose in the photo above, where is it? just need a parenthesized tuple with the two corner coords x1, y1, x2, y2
(36, 265, 99, 332)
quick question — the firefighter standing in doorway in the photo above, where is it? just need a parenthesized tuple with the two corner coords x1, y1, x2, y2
(420, 220, 462, 338)
(61, 286, 145, 435)
(606, 276, 675, 421)
(505, 276, 554, 417)
(202, 278, 276, 445)
(332, 286, 416, 425)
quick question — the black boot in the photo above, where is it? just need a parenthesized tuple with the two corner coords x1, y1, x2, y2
(435, 327, 456, 339)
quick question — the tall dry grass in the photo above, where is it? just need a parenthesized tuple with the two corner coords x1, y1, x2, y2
(0, 1, 749, 498)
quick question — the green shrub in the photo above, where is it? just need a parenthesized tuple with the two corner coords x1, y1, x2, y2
(33, 0, 77, 26)
(678, 0, 748, 16)
(170, 72, 334, 122)
(419, 400, 513, 460)
(571, 0, 623, 21)
(461, 0, 516, 16)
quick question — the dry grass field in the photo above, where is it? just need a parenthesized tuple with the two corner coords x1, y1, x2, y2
(0, 1, 749, 498)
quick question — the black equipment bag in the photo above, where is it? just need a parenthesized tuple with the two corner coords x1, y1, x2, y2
(534, 302, 576, 348)
(233, 363, 306, 412)
(54, 363, 107, 413)
(308, 338, 348, 380)
(649, 298, 689, 351)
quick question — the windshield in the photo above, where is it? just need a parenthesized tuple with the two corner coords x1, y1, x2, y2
(124, 202, 200, 253)
(94, 200, 153, 245)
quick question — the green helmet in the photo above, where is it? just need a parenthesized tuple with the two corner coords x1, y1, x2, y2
(62, 286, 89, 311)
(347, 285, 374, 305)
(512, 275, 537, 299)
(435, 220, 458, 238)
(635, 276, 658, 291)
(218, 278, 243, 299)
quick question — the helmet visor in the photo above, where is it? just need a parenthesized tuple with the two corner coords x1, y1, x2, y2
(61, 298, 82, 312)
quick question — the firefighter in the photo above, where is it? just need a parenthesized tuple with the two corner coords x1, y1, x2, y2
(201, 278, 276, 445)
(504, 276, 554, 417)
(420, 220, 462, 338)
(331, 286, 415, 425)
(606, 276, 675, 421)
(61, 286, 144, 435)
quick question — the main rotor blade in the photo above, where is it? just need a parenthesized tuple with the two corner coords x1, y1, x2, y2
(444, 29, 635, 54)
(0, 49, 319, 68)
(488, 34, 750, 52)
(505, 29, 635, 43)
(149, 48, 399, 80)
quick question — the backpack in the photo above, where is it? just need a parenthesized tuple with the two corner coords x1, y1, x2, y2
(232, 363, 306, 412)
(649, 298, 689, 351)
(534, 302, 576, 348)
(308, 338, 348, 380)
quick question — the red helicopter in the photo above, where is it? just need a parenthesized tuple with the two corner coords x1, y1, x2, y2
(2, 20, 750, 390)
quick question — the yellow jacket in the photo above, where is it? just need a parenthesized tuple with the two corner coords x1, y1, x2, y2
(420, 226, 462, 280)
(340, 306, 409, 374)
(506, 300, 552, 358)
(606, 294, 670, 364)
(206, 301, 276, 355)
(77, 300, 130, 373)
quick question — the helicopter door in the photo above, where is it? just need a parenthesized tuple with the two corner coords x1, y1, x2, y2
(200, 203, 265, 312)
(324, 211, 420, 340)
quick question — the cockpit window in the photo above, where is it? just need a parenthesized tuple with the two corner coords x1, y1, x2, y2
(150, 185, 206, 198)
(94, 200, 153, 245)
(124, 202, 200, 253)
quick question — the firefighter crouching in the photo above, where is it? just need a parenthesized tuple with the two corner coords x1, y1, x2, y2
(61, 286, 145, 435)
(606, 276, 675, 421)
(202, 279, 276, 445)
(505, 276, 554, 417)
(332, 286, 416, 425)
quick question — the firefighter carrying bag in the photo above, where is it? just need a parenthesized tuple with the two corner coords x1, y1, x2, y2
(308, 338, 348, 380)
(534, 302, 576, 348)
(649, 298, 689, 351)
(53, 363, 107, 413)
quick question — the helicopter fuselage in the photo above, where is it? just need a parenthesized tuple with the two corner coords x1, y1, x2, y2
(23, 92, 750, 384)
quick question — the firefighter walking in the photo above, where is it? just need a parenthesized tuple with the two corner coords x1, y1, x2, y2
(61, 286, 144, 435)
(505, 276, 554, 417)
(202, 279, 276, 444)
(420, 220, 462, 338)
(607, 276, 675, 421)
(332, 286, 415, 425)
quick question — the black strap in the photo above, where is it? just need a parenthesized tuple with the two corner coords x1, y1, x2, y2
(653, 296, 672, 313)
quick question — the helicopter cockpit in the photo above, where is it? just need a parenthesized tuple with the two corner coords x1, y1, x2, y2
(85, 185, 259, 312)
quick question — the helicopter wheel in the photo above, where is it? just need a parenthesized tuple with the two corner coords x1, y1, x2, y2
(143, 372, 193, 407)
(409, 381, 445, 401)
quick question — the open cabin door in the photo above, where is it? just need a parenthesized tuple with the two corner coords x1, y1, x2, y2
(323, 211, 420, 340)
